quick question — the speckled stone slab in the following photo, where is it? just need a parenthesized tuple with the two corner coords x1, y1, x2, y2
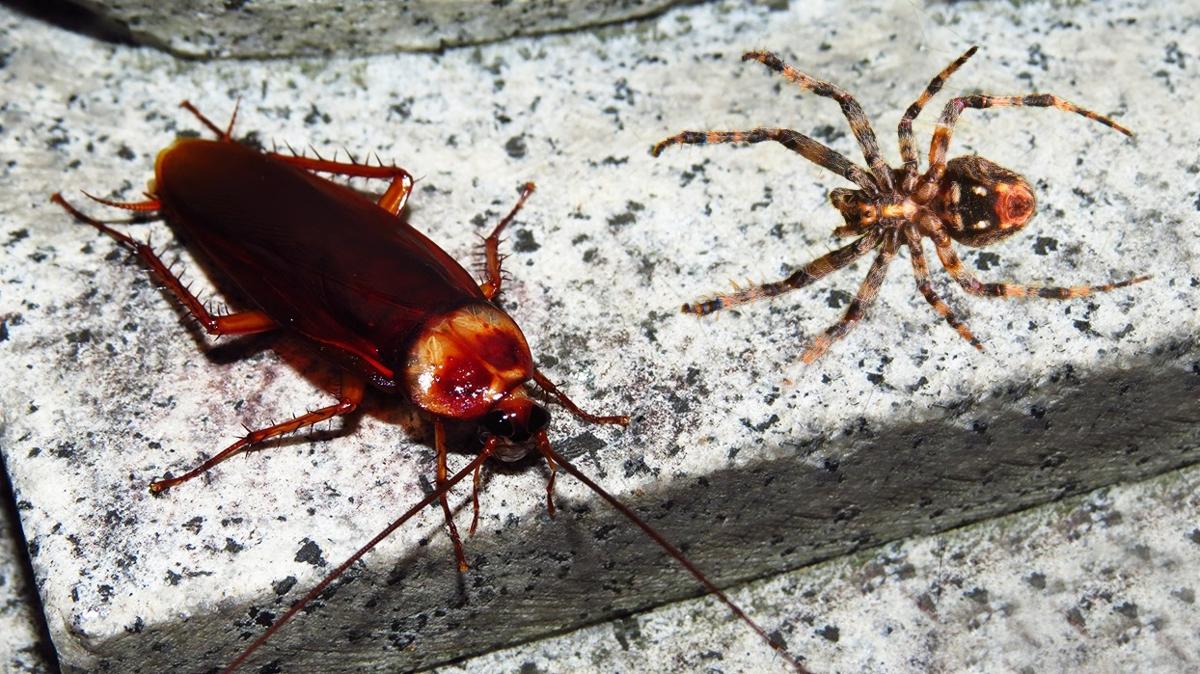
(438, 461, 1200, 673)
(0, 0, 1196, 672)
(0, 478, 55, 673)
(66, 0, 689, 58)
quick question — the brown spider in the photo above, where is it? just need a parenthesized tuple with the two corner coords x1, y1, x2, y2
(651, 46, 1148, 363)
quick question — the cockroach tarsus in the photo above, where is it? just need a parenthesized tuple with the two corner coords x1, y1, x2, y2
(54, 102, 809, 672)
(652, 46, 1148, 362)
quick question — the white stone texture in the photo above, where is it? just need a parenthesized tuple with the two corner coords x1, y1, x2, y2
(0, 0, 1196, 672)
(67, 0, 690, 58)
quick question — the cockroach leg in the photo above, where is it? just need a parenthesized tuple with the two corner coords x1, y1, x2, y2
(222, 442, 498, 674)
(81, 192, 161, 212)
(224, 99, 240, 140)
(535, 437, 559, 517)
(180, 100, 234, 142)
(149, 375, 365, 494)
(531, 369, 629, 426)
(479, 182, 536, 300)
(433, 418, 470, 572)
(539, 440, 811, 674)
(468, 462, 484, 535)
(52, 193, 278, 337)
(178, 100, 416, 215)
(270, 154, 415, 215)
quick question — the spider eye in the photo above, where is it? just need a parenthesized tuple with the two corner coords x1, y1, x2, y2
(483, 410, 514, 438)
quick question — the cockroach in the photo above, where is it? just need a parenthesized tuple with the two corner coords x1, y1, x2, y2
(53, 102, 808, 672)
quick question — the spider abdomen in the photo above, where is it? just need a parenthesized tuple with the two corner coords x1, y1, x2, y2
(933, 156, 1036, 247)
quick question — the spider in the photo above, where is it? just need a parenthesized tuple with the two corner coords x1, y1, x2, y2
(651, 46, 1147, 363)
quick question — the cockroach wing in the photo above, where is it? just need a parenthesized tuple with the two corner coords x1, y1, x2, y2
(154, 139, 485, 389)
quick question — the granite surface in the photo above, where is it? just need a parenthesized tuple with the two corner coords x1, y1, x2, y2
(439, 461, 1200, 673)
(0, 0, 1196, 672)
(66, 0, 691, 58)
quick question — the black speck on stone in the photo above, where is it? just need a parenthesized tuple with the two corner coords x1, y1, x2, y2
(606, 200, 644, 228)
(254, 609, 277, 628)
(593, 524, 617, 541)
(1114, 601, 1138, 619)
(223, 0, 248, 9)
(811, 124, 844, 144)
(165, 570, 182, 586)
(295, 538, 326, 567)
(1026, 572, 1046, 590)
(1066, 606, 1086, 628)
(974, 252, 1001, 271)
(767, 629, 789, 653)
(389, 98, 414, 120)
(259, 660, 283, 674)
(117, 144, 135, 161)
(304, 104, 331, 125)
(826, 289, 852, 308)
(0, 319, 7, 343)
(1033, 236, 1058, 255)
(504, 135, 526, 159)
(273, 576, 297, 595)
(6, 228, 28, 246)
(65, 329, 93, 344)
(816, 624, 840, 642)
(183, 516, 204, 534)
(512, 229, 539, 252)
(964, 587, 989, 604)
(866, 372, 884, 385)
(1189, 528, 1200, 544)
(224, 537, 243, 553)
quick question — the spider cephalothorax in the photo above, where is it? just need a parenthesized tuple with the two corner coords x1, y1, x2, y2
(652, 46, 1146, 362)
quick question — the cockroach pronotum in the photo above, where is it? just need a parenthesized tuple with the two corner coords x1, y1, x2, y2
(52, 103, 808, 672)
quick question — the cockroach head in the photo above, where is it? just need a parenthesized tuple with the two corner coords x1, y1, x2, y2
(480, 390, 550, 461)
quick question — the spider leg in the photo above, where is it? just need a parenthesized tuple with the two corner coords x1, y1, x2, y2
(931, 232, 1149, 299)
(743, 51, 893, 191)
(904, 227, 982, 350)
(650, 128, 876, 192)
(928, 93, 1132, 168)
(684, 229, 883, 315)
(800, 232, 898, 364)
(898, 46, 978, 176)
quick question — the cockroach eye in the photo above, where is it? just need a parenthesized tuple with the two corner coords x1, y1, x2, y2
(483, 409, 515, 438)
(528, 404, 550, 434)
